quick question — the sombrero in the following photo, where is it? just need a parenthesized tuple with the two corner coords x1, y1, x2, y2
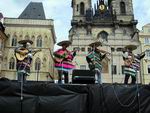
(89, 41, 102, 47)
(57, 40, 71, 46)
(18, 39, 33, 45)
(124, 44, 137, 51)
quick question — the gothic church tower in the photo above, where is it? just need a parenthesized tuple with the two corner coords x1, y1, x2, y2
(69, 0, 141, 83)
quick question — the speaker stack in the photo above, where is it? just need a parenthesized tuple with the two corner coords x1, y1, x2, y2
(72, 69, 95, 84)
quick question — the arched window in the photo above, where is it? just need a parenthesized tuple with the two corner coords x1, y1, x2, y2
(11, 35, 17, 46)
(31, 35, 35, 41)
(80, 2, 85, 15)
(120, 2, 126, 14)
(146, 50, 150, 57)
(9, 57, 15, 69)
(77, 4, 79, 11)
(44, 35, 48, 47)
(35, 58, 41, 70)
(36, 36, 42, 47)
(98, 31, 108, 42)
(24, 35, 30, 40)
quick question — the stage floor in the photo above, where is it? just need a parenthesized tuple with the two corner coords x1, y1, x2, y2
(0, 79, 150, 113)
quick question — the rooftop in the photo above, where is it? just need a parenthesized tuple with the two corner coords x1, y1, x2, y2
(18, 2, 46, 20)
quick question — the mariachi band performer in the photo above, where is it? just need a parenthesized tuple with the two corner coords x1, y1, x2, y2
(15, 39, 41, 82)
(86, 41, 109, 84)
(53, 40, 77, 84)
(123, 45, 145, 84)
(15, 40, 33, 82)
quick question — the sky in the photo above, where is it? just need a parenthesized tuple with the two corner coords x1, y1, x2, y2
(0, 0, 150, 48)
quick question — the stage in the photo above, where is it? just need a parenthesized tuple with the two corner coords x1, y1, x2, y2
(0, 79, 150, 113)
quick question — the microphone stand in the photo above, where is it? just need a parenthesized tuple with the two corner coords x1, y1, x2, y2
(18, 61, 29, 113)
(91, 44, 98, 84)
(61, 61, 64, 84)
(111, 48, 113, 84)
(136, 69, 141, 113)
(20, 72, 23, 113)
(36, 69, 40, 82)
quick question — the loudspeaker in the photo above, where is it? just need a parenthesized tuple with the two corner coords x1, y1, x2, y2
(72, 69, 95, 84)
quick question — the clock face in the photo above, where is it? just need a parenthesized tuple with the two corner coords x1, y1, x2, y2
(99, 5, 105, 11)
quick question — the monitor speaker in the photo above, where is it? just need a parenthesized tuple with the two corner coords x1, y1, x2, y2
(72, 69, 95, 84)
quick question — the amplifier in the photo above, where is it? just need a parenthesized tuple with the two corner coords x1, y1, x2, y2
(72, 69, 95, 84)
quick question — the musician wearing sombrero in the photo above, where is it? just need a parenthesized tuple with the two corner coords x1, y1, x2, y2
(123, 44, 145, 84)
(86, 41, 108, 84)
(53, 40, 76, 84)
(15, 40, 33, 82)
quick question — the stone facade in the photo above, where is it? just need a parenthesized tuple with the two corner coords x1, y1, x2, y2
(0, 22, 7, 76)
(69, 0, 141, 83)
(1, 18, 57, 81)
(139, 24, 150, 84)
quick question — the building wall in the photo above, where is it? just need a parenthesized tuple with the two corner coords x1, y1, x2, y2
(139, 24, 150, 84)
(69, 26, 141, 83)
(0, 21, 7, 76)
(2, 18, 58, 81)
(0, 31, 7, 76)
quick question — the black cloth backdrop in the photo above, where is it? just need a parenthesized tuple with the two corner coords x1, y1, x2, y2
(0, 80, 150, 113)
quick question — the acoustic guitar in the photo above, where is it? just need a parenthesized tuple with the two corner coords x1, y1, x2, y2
(54, 48, 79, 63)
(15, 49, 41, 61)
